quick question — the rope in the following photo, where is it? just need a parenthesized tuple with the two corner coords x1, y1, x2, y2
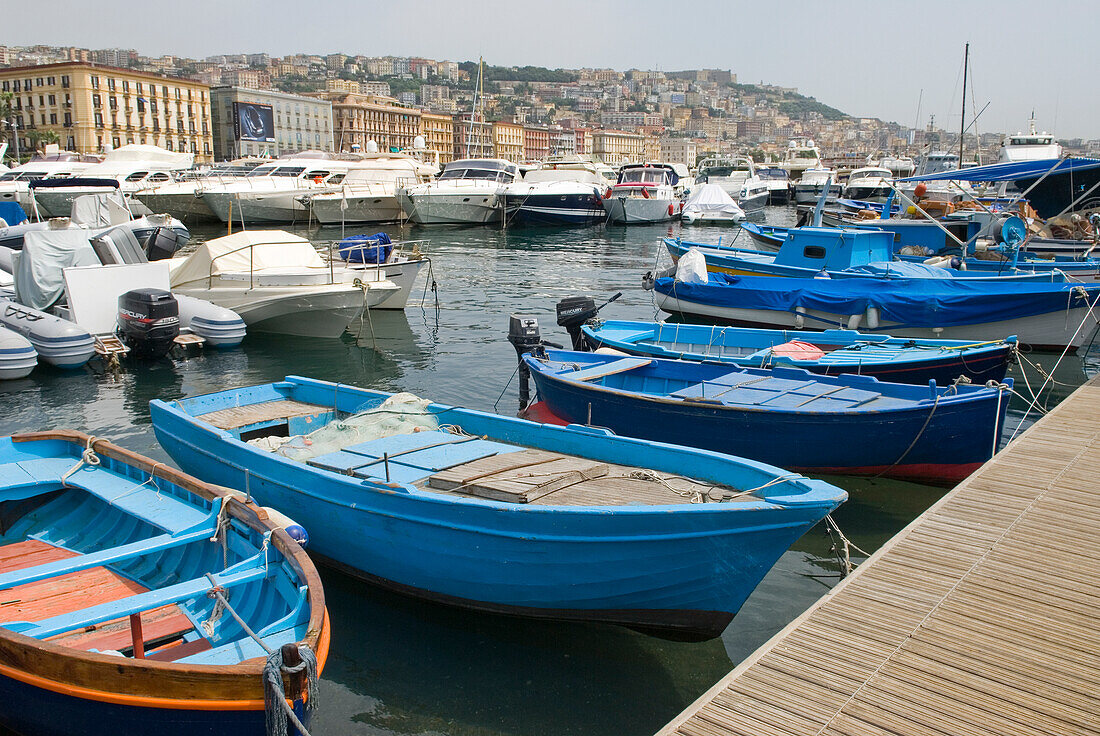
(60, 435, 101, 487)
(870, 391, 942, 480)
(264, 644, 319, 736)
(822, 514, 870, 576)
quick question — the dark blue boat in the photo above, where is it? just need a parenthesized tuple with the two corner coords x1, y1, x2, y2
(524, 349, 1012, 486)
(150, 376, 847, 641)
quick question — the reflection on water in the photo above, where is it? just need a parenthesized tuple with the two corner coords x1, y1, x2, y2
(0, 206, 1094, 736)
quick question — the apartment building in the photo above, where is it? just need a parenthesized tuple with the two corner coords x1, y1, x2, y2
(592, 129, 645, 165)
(318, 92, 422, 153)
(420, 112, 454, 165)
(210, 85, 333, 160)
(492, 120, 524, 162)
(0, 61, 213, 161)
(523, 124, 550, 163)
(453, 112, 494, 159)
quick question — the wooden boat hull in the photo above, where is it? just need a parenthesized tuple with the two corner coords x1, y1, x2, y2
(524, 352, 1011, 486)
(150, 377, 846, 640)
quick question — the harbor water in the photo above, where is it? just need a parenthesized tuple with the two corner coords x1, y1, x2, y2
(1, 209, 1094, 736)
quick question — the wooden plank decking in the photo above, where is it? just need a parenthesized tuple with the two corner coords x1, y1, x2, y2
(657, 375, 1100, 736)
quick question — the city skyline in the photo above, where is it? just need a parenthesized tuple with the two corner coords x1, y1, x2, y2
(2, 0, 1097, 139)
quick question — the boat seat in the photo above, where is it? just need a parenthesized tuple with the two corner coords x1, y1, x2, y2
(175, 626, 302, 666)
(0, 457, 211, 534)
(560, 357, 651, 381)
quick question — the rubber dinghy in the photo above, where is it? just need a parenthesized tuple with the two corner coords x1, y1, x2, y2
(149, 375, 847, 641)
(523, 349, 1011, 486)
(0, 431, 328, 736)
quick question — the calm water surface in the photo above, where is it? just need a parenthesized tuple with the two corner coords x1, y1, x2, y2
(1, 207, 1093, 735)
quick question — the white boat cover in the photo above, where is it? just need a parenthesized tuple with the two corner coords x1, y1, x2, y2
(71, 193, 131, 228)
(13, 230, 99, 309)
(99, 144, 194, 168)
(169, 230, 325, 287)
(682, 183, 745, 216)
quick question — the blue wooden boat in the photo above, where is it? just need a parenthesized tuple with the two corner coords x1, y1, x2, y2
(149, 376, 847, 641)
(523, 349, 1011, 486)
(648, 272, 1100, 352)
(0, 431, 328, 736)
(580, 320, 1015, 385)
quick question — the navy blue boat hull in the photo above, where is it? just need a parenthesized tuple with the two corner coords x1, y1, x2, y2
(504, 193, 606, 226)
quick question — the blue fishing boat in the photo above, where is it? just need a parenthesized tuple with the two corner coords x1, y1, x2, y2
(523, 349, 1011, 486)
(648, 272, 1100, 352)
(149, 375, 847, 641)
(580, 320, 1014, 385)
(0, 431, 328, 736)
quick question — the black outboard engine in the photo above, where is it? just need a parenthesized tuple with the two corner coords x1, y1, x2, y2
(555, 295, 598, 350)
(117, 288, 180, 358)
(144, 226, 184, 261)
(508, 314, 544, 410)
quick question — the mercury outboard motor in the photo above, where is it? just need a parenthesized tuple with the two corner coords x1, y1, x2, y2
(144, 226, 184, 261)
(117, 288, 179, 358)
(555, 293, 621, 350)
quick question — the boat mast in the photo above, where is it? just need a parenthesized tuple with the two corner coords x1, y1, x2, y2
(959, 43, 969, 166)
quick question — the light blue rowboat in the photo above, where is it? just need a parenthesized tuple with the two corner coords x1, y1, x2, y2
(149, 375, 847, 641)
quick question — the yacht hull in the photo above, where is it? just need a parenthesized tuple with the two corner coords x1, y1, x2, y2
(135, 191, 218, 222)
(503, 192, 605, 226)
(311, 195, 404, 225)
(203, 191, 312, 224)
(601, 196, 678, 224)
(397, 191, 504, 225)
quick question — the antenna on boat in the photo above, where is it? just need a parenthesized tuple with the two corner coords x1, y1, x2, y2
(959, 43, 969, 167)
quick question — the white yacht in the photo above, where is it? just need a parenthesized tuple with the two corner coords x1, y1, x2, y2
(199, 151, 364, 225)
(0, 148, 101, 211)
(841, 166, 894, 202)
(601, 162, 682, 224)
(792, 168, 841, 204)
(307, 152, 440, 225)
(868, 153, 916, 178)
(696, 156, 768, 213)
(397, 158, 520, 225)
(757, 167, 792, 204)
(133, 158, 267, 222)
(999, 117, 1062, 163)
(166, 230, 399, 337)
(780, 138, 823, 180)
(501, 157, 609, 226)
(28, 145, 193, 219)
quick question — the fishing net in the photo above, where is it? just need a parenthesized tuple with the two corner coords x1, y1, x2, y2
(248, 392, 440, 461)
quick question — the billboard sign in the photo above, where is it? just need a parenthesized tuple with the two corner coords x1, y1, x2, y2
(233, 102, 275, 142)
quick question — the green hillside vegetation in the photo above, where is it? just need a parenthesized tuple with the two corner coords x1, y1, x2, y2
(459, 62, 576, 84)
(728, 82, 848, 121)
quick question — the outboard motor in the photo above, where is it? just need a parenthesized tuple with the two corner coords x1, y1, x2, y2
(508, 314, 544, 410)
(144, 226, 184, 261)
(555, 296, 598, 350)
(117, 288, 180, 358)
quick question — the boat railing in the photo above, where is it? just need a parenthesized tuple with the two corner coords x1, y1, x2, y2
(186, 237, 340, 290)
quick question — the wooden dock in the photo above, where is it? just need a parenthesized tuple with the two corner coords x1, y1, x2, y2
(657, 375, 1100, 736)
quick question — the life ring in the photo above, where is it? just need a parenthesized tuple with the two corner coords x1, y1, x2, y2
(668, 203, 675, 216)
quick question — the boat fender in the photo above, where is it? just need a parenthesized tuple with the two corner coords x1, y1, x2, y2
(794, 306, 806, 329)
(865, 306, 880, 330)
(262, 506, 310, 547)
(668, 203, 675, 216)
(641, 188, 650, 199)
(679, 200, 685, 212)
(847, 313, 863, 330)
(604, 188, 612, 199)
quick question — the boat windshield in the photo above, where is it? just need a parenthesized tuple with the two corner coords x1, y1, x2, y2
(620, 169, 667, 185)
(438, 167, 514, 182)
(247, 165, 279, 177)
(700, 165, 747, 177)
(759, 169, 787, 180)
(851, 169, 891, 180)
(272, 167, 306, 177)
(794, 150, 818, 159)
(0, 171, 48, 181)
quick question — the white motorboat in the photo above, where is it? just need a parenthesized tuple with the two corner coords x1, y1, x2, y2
(0, 149, 101, 211)
(398, 158, 520, 225)
(28, 145, 193, 218)
(758, 167, 792, 204)
(501, 158, 609, 226)
(999, 116, 1062, 163)
(792, 168, 841, 204)
(167, 230, 399, 336)
(0, 325, 37, 379)
(601, 162, 683, 224)
(306, 153, 440, 225)
(680, 183, 745, 225)
(133, 158, 268, 222)
(695, 156, 768, 213)
(200, 151, 368, 225)
(869, 153, 916, 178)
(333, 236, 429, 310)
(780, 138, 823, 180)
(842, 167, 894, 202)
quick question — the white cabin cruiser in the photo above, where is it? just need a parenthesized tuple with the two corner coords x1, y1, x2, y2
(842, 167, 894, 202)
(200, 151, 367, 225)
(601, 162, 682, 224)
(306, 153, 440, 225)
(133, 158, 267, 222)
(696, 156, 768, 213)
(0, 149, 101, 211)
(680, 183, 745, 225)
(333, 235, 430, 309)
(28, 145, 193, 218)
(501, 158, 609, 226)
(999, 117, 1062, 163)
(869, 153, 916, 178)
(758, 167, 792, 204)
(166, 230, 399, 337)
(780, 138, 823, 180)
(792, 167, 841, 204)
(397, 158, 520, 225)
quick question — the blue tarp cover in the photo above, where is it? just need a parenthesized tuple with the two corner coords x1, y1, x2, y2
(899, 157, 1100, 183)
(654, 273, 1099, 329)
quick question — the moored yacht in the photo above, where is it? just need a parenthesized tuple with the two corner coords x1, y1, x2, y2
(28, 145, 193, 218)
(780, 138, 822, 180)
(696, 155, 768, 213)
(792, 167, 841, 204)
(397, 158, 519, 225)
(999, 117, 1062, 163)
(133, 158, 267, 222)
(758, 166, 792, 204)
(0, 148, 101, 211)
(842, 166, 893, 202)
(601, 162, 682, 224)
(306, 152, 439, 225)
(502, 157, 608, 226)
(199, 151, 363, 225)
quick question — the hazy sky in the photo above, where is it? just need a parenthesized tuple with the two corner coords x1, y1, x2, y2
(5, 1, 1097, 138)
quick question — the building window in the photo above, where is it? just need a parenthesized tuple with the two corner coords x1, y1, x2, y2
(48, 94, 55, 105)
(90, 76, 99, 89)
(107, 78, 115, 91)
(165, 140, 173, 151)
(67, 135, 75, 149)
(122, 80, 129, 92)
(136, 98, 145, 113)
(94, 112, 103, 127)
(64, 112, 71, 126)
(47, 76, 55, 85)
(61, 75, 70, 88)
(136, 82, 142, 95)
(50, 114, 57, 124)
(109, 97, 117, 110)
(35, 77, 43, 87)
(92, 94, 101, 107)
(112, 136, 121, 148)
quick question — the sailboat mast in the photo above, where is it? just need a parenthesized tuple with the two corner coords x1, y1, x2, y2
(959, 43, 969, 166)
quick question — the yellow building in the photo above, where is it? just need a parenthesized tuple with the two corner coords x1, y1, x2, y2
(319, 92, 423, 153)
(492, 120, 524, 162)
(592, 129, 645, 165)
(420, 112, 454, 165)
(0, 62, 213, 161)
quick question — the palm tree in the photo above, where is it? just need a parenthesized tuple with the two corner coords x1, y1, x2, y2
(28, 129, 60, 150)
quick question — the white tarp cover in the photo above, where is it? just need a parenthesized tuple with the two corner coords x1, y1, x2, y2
(169, 230, 325, 287)
(682, 183, 744, 216)
(71, 193, 130, 228)
(99, 144, 194, 168)
(13, 230, 99, 309)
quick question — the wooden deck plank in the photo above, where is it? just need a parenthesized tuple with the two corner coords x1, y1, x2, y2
(198, 399, 323, 430)
(656, 376, 1100, 736)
